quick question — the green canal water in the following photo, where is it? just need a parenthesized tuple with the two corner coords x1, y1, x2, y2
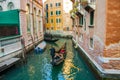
(0, 39, 97, 80)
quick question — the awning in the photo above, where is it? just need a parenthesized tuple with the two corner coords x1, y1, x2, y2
(0, 9, 20, 26)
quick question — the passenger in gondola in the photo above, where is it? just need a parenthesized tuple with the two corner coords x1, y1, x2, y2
(60, 48, 65, 54)
(50, 46, 55, 62)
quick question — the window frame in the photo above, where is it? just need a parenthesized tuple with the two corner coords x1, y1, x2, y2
(89, 37, 94, 50)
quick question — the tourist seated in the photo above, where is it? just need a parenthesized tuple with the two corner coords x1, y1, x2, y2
(54, 53, 63, 60)
(60, 49, 65, 54)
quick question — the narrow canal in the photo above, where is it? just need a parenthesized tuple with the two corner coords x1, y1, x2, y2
(0, 39, 97, 80)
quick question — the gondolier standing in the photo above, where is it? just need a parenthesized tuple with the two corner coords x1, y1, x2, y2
(50, 46, 55, 63)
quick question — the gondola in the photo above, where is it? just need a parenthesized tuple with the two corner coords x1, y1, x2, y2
(44, 33, 59, 42)
(51, 43, 66, 66)
(44, 38, 59, 42)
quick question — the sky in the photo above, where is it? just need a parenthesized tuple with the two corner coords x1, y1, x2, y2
(43, 0, 72, 13)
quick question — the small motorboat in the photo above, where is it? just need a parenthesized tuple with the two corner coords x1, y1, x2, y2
(51, 43, 66, 66)
(34, 41, 46, 53)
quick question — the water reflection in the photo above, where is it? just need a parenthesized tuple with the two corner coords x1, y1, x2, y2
(51, 64, 63, 80)
(1, 39, 97, 80)
(62, 51, 80, 80)
(42, 58, 52, 80)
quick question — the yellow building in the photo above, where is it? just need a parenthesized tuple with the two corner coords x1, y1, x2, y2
(44, 0, 63, 30)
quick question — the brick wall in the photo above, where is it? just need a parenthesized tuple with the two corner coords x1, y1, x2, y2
(106, 0, 120, 45)
(104, 0, 120, 58)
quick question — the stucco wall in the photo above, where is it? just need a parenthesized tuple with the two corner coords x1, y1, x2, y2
(106, 0, 120, 45)
(94, 0, 106, 46)
(103, 0, 120, 58)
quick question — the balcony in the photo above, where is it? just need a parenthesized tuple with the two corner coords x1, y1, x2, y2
(81, 0, 96, 11)
(76, 4, 84, 16)
(70, 13, 75, 19)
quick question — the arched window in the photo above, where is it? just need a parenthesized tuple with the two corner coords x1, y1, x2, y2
(33, 8, 37, 34)
(26, 4, 31, 33)
(0, 6, 3, 11)
(38, 10, 42, 32)
(7, 2, 14, 10)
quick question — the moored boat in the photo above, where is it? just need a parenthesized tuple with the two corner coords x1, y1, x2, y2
(44, 38, 59, 42)
(44, 33, 59, 42)
(34, 41, 46, 53)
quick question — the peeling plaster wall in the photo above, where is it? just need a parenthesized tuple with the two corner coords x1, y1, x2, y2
(104, 0, 120, 58)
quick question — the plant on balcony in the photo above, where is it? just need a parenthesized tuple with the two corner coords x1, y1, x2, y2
(70, 1, 79, 18)
(81, 0, 88, 6)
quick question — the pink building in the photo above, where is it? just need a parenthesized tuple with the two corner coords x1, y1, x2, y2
(0, 0, 43, 61)
(71, 0, 120, 79)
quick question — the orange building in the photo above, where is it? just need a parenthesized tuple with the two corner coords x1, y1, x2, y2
(44, 0, 63, 30)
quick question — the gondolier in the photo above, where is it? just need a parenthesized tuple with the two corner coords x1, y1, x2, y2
(50, 46, 55, 63)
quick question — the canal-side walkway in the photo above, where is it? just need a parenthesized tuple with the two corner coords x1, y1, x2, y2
(73, 39, 120, 79)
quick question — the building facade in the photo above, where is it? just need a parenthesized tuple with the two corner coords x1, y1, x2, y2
(63, 12, 72, 31)
(44, 0, 63, 31)
(44, 0, 72, 31)
(71, 0, 120, 78)
(0, 0, 43, 61)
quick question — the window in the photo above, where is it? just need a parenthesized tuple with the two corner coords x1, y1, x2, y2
(26, 4, 31, 33)
(46, 19, 48, 23)
(79, 33, 83, 42)
(46, 12, 48, 18)
(0, 26, 19, 38)
(46, 4, 48, 10)
(50, 3, 52, 7)
(56, 10, 61, 15)
(51, 19, 53, 23)
(50, 11, 53, 16)
(56, 3, 61, 7)
(7, 2, 14, 10)
(33, 8, 37, 34)
(0, 10, 20, 38)
(59, 18, 61, 23)
(90, 11, 94, 25)
(0, 6, 3, 11)
(38, 10, 42, 32)
(90, 38, 94, 49)
(56, 18, 61, 23)
(59, 3, 61, 6)
(79, 15, 83, 25)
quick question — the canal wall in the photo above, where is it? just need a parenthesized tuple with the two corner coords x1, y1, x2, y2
(0, 38, 43, 63)
(72, 39, 120, 80)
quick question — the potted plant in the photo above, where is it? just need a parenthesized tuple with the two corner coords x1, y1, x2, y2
(81, 0, 88, 6)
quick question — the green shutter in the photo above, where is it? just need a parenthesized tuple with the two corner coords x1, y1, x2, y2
(90, 11, 94, 25)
